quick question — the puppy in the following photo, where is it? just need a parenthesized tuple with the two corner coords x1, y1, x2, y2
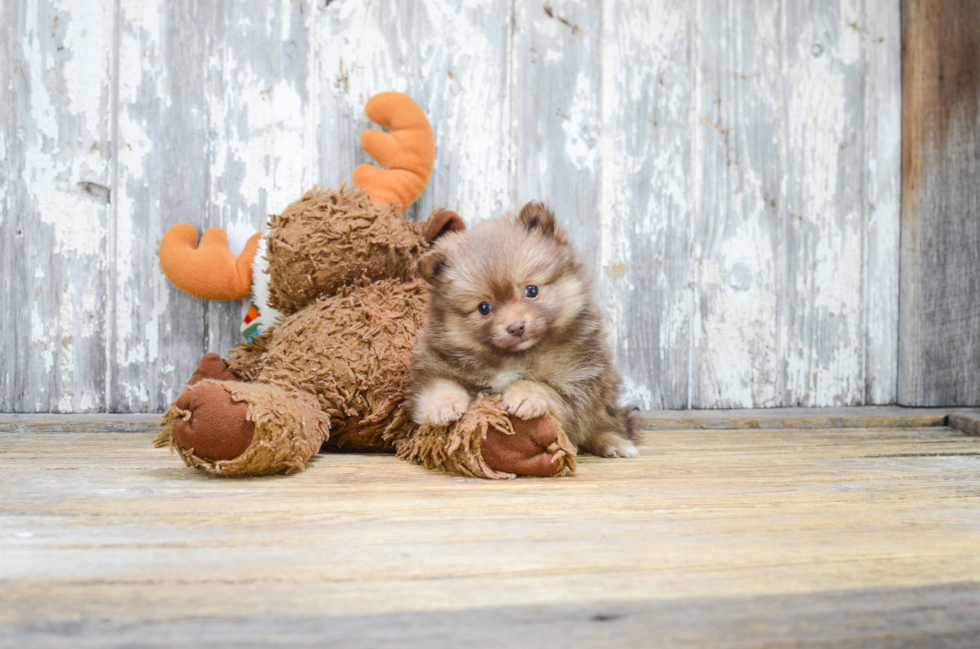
(409, 201, 639, 458)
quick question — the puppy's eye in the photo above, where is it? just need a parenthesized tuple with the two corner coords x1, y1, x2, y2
(478, 302, 492, 316)
(523, 285, 539, 299)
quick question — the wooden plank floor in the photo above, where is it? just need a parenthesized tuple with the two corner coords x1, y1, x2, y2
(3, 415, 980, 647)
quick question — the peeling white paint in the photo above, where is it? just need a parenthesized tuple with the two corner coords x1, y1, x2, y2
(208, 66, 308, 220)
(35, 190, 104, 256)
(782, 20, 865, 407)
(7, 0, 902, 413)
(318, 0, 513, 223)
(862, 0, 902, 405)
(197, 0, 320, 361)
(56, 285, 75, 412)
(32, 306, 54, 373)
(113, 39, 157, 368)
(24, 2, 110, 257)
(61, 0, 112, 120)
(599, 0, 692, 410)
(619, 377, 653, 409)
(112, 0, 184, 410)
(12, 0, 113, 412)
(561, 72, 598, 172)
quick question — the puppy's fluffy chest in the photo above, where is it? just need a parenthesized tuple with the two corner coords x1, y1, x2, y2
(456, 355, 530, 394)
(467, 350, 568, 395)
(487, 367, 525, 394)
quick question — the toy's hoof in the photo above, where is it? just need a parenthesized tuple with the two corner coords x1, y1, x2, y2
(187, 352, 241, 386)
(482, 415, 565, 477)
(171, 382, 254, 462)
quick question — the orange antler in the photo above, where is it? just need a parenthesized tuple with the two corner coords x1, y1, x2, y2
(352, 92, 435, 209)
(159, 224, 261, 301)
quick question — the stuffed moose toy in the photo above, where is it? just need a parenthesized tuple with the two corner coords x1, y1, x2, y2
(153, 92, 576, 479)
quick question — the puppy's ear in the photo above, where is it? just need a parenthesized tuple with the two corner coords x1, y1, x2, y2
(419, 248, 449, 284)
(517, 201, 558, 237)
(424, 209, 465, 245)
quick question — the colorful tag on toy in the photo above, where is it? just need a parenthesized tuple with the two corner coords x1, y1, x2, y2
(241, 303, 262, 342)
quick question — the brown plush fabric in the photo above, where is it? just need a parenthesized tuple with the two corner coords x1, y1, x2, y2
(155, 379, 329, 477)
(230, 277, 428, 452)
(396, 394, 576, 479)
(187, 352, 242, 386)
(169, 381, 255, 461)
(225, 331, 271, 382)
(264, 186, 425, 315)
(482, 414, 576, 477)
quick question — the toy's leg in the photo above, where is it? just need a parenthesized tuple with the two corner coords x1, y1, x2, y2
(187, 352, 243, 385)
(159, 351, 251, 461)
(481, 415, 573, 477)
(225, 333, 270, 381)
(156, 380, 329, 477)
(168, 381, 254, 461)
(397, 394, 576, 479)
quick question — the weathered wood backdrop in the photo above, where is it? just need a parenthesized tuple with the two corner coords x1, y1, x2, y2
(900, 0, 980, 407)
(1, 0, 902, 413)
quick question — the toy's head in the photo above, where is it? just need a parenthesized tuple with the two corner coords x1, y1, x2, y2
(158, 92, 463, 314)
(261, 186, 464, 315)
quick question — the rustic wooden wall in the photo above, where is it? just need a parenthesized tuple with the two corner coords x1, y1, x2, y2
(899, 0, 980, 406)
(1, 0, 901, 413)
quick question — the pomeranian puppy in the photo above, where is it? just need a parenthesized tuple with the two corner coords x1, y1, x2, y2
(409, 201, 639, 458)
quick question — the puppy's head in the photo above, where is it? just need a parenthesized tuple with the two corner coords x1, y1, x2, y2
(421, 201, 589, 354)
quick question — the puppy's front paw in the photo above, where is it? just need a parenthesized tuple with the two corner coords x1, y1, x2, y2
(588, 432, 640, 458)
(502, 381, 551, 420)
(425, 398, 469, 425)
(416, 380, 472, 426)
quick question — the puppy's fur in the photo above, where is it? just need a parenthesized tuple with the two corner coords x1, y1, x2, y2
(410, 202, 639, 458)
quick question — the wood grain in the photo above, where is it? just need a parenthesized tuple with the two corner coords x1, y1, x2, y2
(598, 0, 693, 410)
(946, 413, 980, 437)
(899, 0, 980, 406)
(7, 585, 980, 648)
(0, 413, 159, 433)
(2, 422, 980, 646)
(7, 405, 980, 433)
(0, 0, 11, 410)
(689, 0, 902, 409)
(201, 0, 319, 361)
(782, 0, 871, 407)
(512, 0, 600, 264)
(2, 0, 114, 412)
(315, 0, 514, 225)
(640, 411, 948, 431)
(693, 0, 784, 408)
(3, 0, 904, 412)
(863, 0, 902, 404)
(110, 0, 210, 413)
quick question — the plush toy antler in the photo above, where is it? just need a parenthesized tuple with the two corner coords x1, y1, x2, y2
(159, 92, 435, 301)
(159, 227, 262, 301)
(353, 92, 436, 209)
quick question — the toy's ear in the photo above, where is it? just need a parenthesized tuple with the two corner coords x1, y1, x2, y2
(424, 209, 465, 245)
(516, 201, 557, 236)
(419, 248, 449, 284)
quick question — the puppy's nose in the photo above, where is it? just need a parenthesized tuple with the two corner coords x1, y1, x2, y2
(506, 320, 526, 337)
